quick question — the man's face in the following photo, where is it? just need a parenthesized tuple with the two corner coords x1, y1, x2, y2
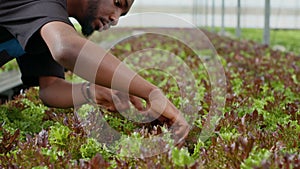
(79, 0, 134, 37)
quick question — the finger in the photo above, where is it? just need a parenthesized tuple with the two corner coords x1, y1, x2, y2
(115, 91, 129, 102)
(111, 94, 129, 111)
(101, 91, 119, 112)
(94, 86, 113, 103)
(172, 120, 190, 145)
(129, 96, 144, 111)
(156, 115, 170, 124)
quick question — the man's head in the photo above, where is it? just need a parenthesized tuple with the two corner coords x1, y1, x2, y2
(78, 0, 134, 37)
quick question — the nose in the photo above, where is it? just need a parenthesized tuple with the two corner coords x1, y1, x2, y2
(109, 15, 119, 26)
(109, 9, 122, 26)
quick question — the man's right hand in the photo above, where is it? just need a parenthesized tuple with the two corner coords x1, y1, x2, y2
(141, 89, 190, 147)
(93, 86, 189, 146)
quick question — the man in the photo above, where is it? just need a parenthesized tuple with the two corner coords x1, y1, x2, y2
(0, 0, 189, 144)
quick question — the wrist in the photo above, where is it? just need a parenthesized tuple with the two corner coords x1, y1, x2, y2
(81, 82, 96, 104)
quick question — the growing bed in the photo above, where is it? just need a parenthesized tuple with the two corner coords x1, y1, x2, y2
(0, 28, 299, 168)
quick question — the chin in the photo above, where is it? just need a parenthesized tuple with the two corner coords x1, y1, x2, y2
(81, 28, 95, 37)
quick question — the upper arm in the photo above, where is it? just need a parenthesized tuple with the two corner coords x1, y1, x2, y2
(40, 21, 77, 57)
(40, 21, 87, 70)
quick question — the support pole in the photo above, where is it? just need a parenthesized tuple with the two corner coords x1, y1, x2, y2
(263, 0, 271, 45)
(211, 0, 215, 32)
(221, 0, 225, 35)
(205, 0, 208, 27)
(236, 0, 241, 38)
(193, 0, 198, 26)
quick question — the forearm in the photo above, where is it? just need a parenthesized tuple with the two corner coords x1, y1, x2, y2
(94, 46, 158, 100)
(41, 22, 157, 100)
(39, 77, 88, 108)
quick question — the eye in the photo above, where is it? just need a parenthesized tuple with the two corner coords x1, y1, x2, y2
(114, 0, 121, 7)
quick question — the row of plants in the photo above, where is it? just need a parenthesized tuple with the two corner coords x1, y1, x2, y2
(0, 27, 299, 168)
(212, 27, 300, 55)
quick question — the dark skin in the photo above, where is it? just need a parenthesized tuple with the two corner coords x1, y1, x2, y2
(38, 0, 189, 145)
(39, 76, 144, 111)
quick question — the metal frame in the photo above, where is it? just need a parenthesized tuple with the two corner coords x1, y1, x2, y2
(192, 0, 271, 45)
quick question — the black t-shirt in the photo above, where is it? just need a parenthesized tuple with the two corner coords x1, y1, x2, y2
(0, 0, 74, 86)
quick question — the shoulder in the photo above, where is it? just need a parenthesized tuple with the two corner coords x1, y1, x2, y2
(0, 0, 72, 49)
